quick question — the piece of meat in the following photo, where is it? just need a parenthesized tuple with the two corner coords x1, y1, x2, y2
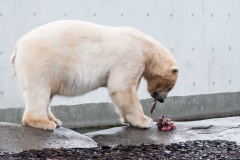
(157, 115, 176, 131)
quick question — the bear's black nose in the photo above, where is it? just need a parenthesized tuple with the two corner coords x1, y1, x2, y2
(159, 99, 164, 103)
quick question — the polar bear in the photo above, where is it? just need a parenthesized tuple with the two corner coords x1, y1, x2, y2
(11, 20, 179, 130)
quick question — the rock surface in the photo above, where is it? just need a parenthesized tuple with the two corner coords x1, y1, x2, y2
(0, 122, 97, 153)
(85, 116, 240, 146)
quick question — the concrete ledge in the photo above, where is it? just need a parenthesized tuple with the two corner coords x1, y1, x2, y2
(0, 92, 240, 128)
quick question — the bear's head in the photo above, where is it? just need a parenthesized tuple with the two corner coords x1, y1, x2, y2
(147, 66, 178, 103)
(143, 49, 179, 103)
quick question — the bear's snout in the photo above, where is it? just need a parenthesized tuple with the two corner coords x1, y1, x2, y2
(152, 92, 164, 103)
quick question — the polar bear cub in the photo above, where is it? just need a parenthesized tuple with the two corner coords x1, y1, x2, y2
(11, 20, 179, 130)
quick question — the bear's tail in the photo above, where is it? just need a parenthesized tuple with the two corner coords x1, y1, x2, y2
(10, 47, 17, 76)
(11, 37, 24, 76)
(10, 39, 21, 76)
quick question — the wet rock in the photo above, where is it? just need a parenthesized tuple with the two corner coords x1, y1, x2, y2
(0, 122, 97, 153)
(85, 116, 240, 146)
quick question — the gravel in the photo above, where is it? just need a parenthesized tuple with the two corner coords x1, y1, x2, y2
(1, 140, 240, 160)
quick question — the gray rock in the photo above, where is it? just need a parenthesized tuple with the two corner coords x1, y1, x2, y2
(85, 116, 240, 146)
(0, 122, 97, 153)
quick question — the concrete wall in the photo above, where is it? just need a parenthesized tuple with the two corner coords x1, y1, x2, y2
(0, 0, 240, 127)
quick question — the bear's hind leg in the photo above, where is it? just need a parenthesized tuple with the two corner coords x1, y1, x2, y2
(22, 88, 57, 130)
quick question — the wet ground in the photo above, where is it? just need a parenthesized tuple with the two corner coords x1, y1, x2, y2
(1, 139, 239, 160)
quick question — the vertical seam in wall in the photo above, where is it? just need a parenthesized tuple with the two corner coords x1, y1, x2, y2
(202, 0, 205, 37)
(202, 0, 206, 92)
(202, 0, 205, 51)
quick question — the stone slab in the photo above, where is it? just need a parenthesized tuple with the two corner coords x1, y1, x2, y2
(85, 116, 240, 146)
(0, 122, 97, 153)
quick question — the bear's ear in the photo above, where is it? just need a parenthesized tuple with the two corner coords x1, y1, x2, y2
(171, 66, 179, 75)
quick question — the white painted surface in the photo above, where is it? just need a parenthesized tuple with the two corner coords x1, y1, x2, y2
(0, 0, 240, 109)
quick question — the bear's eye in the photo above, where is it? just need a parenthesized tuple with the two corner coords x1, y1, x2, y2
(167, 88, 172, 91)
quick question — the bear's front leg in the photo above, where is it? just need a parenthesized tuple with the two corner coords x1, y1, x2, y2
(109, 88, 153, 128)
(108, 65, 153, 128)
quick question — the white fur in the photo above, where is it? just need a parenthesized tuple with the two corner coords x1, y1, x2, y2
(11, 20, 178, 130)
